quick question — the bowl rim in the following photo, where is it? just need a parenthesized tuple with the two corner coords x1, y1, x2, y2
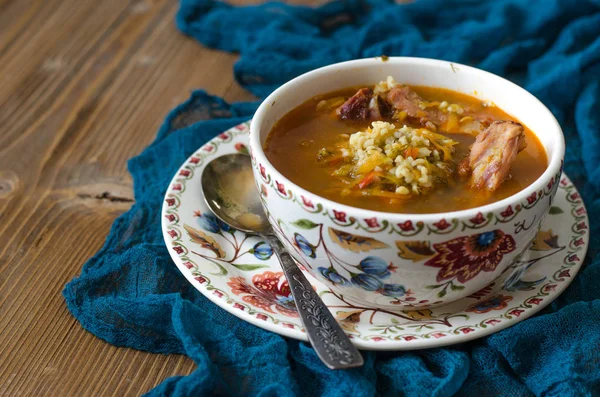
(250, 56, 565, 221)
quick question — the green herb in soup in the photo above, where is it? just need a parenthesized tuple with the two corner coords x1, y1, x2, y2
(264, 77, 547, 214)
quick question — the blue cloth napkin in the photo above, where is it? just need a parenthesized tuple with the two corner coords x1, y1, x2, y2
(64, 0, 600, 395)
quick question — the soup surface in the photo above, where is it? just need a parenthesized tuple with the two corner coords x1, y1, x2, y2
(264, 80, 547, 214)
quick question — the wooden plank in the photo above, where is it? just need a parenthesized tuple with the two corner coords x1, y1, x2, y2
(0, 0, 254, 395)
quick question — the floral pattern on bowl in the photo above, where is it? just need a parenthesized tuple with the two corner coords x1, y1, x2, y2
(251, 143, 563, 308)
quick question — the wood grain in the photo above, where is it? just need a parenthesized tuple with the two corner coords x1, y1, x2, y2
(1, 0, 407, 393)
(0, 0, 255, 395)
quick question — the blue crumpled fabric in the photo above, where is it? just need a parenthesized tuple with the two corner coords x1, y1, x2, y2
(64, 0, 600, 395)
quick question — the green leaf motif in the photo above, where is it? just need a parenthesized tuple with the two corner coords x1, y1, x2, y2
(232, 264, 270, 271)
(292, 219, 320, 229)
(549, 206, 564, 215)
(450, 284, 465, 291)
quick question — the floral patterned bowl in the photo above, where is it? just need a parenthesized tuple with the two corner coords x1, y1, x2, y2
(249, 57, 565, 309)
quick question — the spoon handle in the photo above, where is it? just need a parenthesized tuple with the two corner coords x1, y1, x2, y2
(265, 235, 364, 370)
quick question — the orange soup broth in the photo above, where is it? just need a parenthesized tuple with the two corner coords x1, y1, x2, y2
(264, 86, 548, 214)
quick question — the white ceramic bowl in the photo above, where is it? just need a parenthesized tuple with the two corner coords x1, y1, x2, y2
(249, 57, 564, 309)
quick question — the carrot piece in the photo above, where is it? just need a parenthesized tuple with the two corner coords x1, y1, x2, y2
(358, 171, 380, 189)
(404, 147, 419, 159)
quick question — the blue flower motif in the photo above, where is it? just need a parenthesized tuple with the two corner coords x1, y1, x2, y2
(358, 256, 392, 279)
(218, 219, 232, 232)
(252, 242, 273, 260)
(379, 283, 407, 298)
(294, 233, 316, 258)
(318, 267, 349, 286)
(477, 231, 496, 247)
(197, 213, 221, 233)
(351, 274, 382, 291)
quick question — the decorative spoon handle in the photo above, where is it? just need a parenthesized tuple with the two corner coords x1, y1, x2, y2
(265, 234, 364, 370)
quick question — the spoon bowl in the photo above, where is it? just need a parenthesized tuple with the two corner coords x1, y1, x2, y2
(201, 154, 270, 234)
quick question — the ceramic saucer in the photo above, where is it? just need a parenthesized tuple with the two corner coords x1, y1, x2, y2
(162, 121, 589, 350)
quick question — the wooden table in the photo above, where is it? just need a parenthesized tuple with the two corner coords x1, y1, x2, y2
(0, 0, 263, 394)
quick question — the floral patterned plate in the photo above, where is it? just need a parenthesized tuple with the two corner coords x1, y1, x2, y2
(162, 121, 589, 350)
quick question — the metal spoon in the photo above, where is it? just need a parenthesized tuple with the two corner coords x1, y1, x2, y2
(201, 153, 363, 370)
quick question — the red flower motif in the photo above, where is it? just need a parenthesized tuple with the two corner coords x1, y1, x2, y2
(227, 271, 298, 317)
(276, 181, 286, 195)
(333, 210, 347, 223)
(168, 230, 177, 238)
(260, 184, 268, 197)
(233, 303, 245, 311)
(365, 217, 379, 228)
(547, 179, 554, 189)
(235, 143, 249, 154)
(508, 309, 524, 317)
(372, 337, 385, 342)
(560, 178, 568, 186)
(179, 170, 190, 177)
(257, 313, 267, 321)
(172, 183, 182, 191)
(559, 269, 571, 278)
(485, 319, 501, 326)
(183, 261, 193, 269)
(528, 298, 543, 305)
(195, 276, 207, 284)
(403, 336, 417, 341)
(193, 210, 202, 217)
(433, 219, 450, 230)
(398, 220, 415, 231)
(235, 124, 246, 131)
(404, 297, 416, 302)
(570, 192, 581, 200)
(219, 132, 229, 140)
(165, 214, 175, 222)
(166, 198, 175, 206)
(259, 164, 266, 179)
(432, 333, 446, 339)
(301, 196, 314, 208)
(544, 284, 557, 292)
(501, 205, 514, 218)
(282, 323, 294, 329)
(527, 192, 537, 204)
(574, 238, 585, 247)
(568, 254, 580, 263)
(466, 294, 513, 314)
(189, 157, 200, 164)
(575, 207, 587, 216)
(425, 230, 516, 283)
(576, 222, 588, 231)
(460, 327, 475, 334)
(470, 212, 486, 225)
(213, 290, 223, 298)
(203, 145, 214, 152)
(173, 246, 183, 254)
